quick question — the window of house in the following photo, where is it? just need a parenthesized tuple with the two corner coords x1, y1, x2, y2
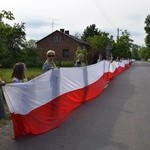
(63, 49, 70, 58)
(54, 36, 61, 43)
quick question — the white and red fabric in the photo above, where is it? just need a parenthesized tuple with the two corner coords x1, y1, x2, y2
(2, 60, 131, 139)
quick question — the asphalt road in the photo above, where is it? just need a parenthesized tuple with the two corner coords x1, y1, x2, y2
(3, 61, 150, 150)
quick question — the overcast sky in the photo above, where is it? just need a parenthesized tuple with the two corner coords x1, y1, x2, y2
(1, 0, 150, 46)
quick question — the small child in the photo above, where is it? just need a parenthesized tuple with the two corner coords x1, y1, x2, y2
(12, 62, 28, 83)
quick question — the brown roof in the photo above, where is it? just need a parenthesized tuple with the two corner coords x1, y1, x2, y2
(36, 30, 90, 46)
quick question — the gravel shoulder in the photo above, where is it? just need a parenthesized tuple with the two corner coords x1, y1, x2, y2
(0, 120, 13, 150)
(0, 101, 14, 148)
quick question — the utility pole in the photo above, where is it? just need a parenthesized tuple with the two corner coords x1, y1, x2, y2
(117, 28, 122, 40)
(51, 18, 60, 33)
(117, 28, 119, 40)
(52, 19, 54, 32)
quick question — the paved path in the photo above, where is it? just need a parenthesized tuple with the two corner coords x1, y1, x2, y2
(2, 61, 150, 150)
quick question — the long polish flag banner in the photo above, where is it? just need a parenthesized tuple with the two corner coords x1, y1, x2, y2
(2, 60, 131, 139)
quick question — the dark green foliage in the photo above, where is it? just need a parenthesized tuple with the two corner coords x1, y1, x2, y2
(81, 24, 133, 60)
(21, 40, 42, 67)
(139, 47, 150, 61)
(56, 61, 75, 67)
(144, 15, 150, 47)
(0, 10, 26, 67)
(81, 24, 101, 42)
(0, 11, 42, 68)
(113, 30, 133, 59)
(131, 44, 140, 60)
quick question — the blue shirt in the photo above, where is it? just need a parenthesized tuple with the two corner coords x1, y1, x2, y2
(42, 61, 54, 73)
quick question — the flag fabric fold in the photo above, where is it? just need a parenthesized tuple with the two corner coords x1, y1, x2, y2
(2, 60, 131, 138)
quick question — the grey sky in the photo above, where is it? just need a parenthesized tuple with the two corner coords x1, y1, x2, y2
(1, 0, 150, 46)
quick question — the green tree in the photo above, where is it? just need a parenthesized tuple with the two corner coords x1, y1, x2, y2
(87, 32, 110, 51)
(114, 30, 133, 58)
(7, 23, 26, 62)
(24, 39, 37, 48)
(22, 40, 41, 67)
(81, 24, 115, 62)
(131, 44, 140, 60)
(81, 24, 101, 42)
(0, 10, 15, 66)
(144, 15, 150, 47)
(139, 46, 150, 60)
(0, 10, 26, 67)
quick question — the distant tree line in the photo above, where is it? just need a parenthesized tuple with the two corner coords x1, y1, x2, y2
(131, 15, 150, 61)
(1, 10, 150, 68)
(81, 24, 134, 61)
(142, 15, 150, 60)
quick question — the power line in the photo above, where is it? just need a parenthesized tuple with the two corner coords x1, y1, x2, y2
(98, 0, 116, 27)
(92, 0, 116, 29)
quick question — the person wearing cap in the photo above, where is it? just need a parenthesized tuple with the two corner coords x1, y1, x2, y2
(42, 50, 57, 73)
(74, 53, 85, 67)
